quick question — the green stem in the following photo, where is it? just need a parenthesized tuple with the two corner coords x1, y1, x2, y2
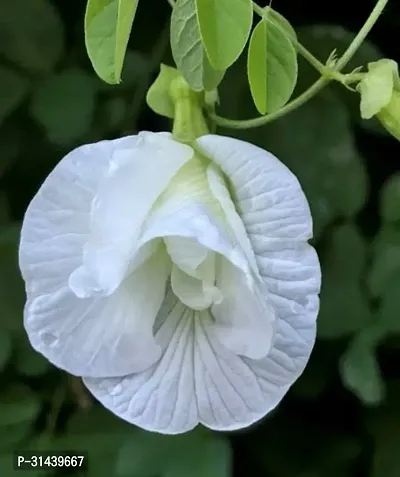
(212, 0, 388, 129)
(336, 0, 387, 70)
(166, 0, 176, 7)
(171, 77, 209, 142)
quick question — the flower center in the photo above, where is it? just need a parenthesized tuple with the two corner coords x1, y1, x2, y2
(165, 236, 224, 310)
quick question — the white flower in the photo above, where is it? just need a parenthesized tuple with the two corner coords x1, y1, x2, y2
(19, 131, 321, 434)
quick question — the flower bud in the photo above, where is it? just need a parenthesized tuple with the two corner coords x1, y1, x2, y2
(377, 88, 400, 141)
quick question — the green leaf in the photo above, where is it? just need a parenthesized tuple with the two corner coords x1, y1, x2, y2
(85, 0, 140, 84)
(0, 67, 30, 127)
(146, 64, 181, 118)
(340, 328, 385, 405)
(195, 0, 253, 70)
(0, 386, 41, 428)
(265, 7, 297, 40)
(358, 59, 398, 119)
(0, 0, 64, 74)
(247, 10, 298, 114)
(117, 428, 231, 477)
(380, 173, 400, 223)
(318, 224, 371, 339)
(30, 69, 97, 146)
(171, 0, 225, 91)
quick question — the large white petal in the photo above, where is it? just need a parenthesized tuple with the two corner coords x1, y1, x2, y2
(197, 135, 321, 396)
(72, 132, 194, 296)
(84, 283, 318, 434)
(84, 291, 272, 434)
(19, 135, 139, 298)
(24, 250, 170, 377)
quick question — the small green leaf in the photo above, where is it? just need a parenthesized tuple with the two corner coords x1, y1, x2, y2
(171, 0, 224, 91)
(195, 0, 253, 70)
(340, 329, 385, 405)
(85, 0, 139, 84)
(0, 0, 64, 74)
(0, 67, 30, 127)
(247, 11, 298, 114)
(30, 69, 97, 146)
(358, 59, 398, 119)
(146, 64, 181, 118)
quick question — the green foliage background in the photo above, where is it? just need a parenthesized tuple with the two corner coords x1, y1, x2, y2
(0, 0, 399, 475)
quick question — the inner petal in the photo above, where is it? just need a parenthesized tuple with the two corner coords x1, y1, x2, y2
(166, 236, 223, 310)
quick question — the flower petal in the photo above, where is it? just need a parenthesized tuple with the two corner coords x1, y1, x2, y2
(83, 291, 270, 434)
(24, 248, 171, 377)
(211, 259, 276, 360)
(19, 135, 139, 298)
(140, 202, 249, 277)
(76, 132, 194, 296)
(207, 164, 259, 274)
(84, 282, 318, 433)
(197, 135, 321, 399)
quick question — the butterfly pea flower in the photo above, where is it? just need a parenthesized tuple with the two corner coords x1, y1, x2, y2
(19, 81, 321, 434)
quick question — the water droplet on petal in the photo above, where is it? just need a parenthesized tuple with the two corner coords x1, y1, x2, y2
(39, 332, 59, 347)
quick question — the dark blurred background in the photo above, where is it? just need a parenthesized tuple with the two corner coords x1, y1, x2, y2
(0, 0, 399, 476)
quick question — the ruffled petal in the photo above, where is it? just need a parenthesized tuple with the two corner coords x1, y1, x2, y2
(74, 132, 194, 296)
(19, 135, 139, 298)
(24, 245, 171, 378)
(197, 134, 321, 398)
(140, 202, 249, 277)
